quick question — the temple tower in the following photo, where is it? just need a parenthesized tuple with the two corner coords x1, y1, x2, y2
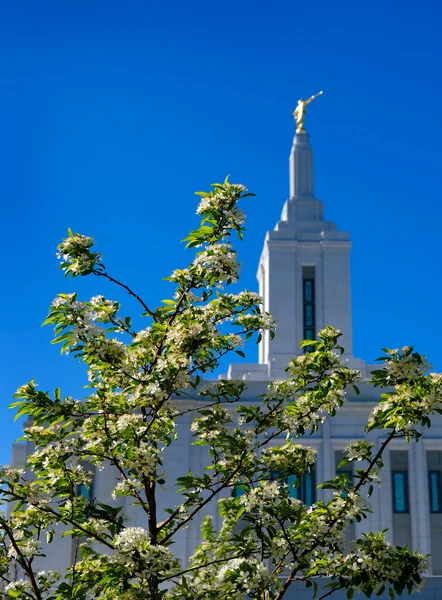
(257, 132, 353, 378)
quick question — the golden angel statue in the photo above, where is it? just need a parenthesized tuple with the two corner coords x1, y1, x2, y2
(293, 90, 323, 133)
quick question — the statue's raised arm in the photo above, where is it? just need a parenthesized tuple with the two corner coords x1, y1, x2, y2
(304, 91, 323, 106)
(293, 90, 323, 133)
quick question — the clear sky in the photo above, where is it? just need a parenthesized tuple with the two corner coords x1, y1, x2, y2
(1, 0, 441, 465)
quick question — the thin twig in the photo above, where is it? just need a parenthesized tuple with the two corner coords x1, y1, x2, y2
(315, 585, 345, 600)
(0, 518, 43, 600)
(159, 551, 259, 583)
(92, 269, 155, 317)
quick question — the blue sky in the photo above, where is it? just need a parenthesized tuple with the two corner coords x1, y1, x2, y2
(0, 0, 441, 465)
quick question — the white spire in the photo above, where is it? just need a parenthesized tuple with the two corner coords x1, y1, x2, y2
(226, 130, 367, 382)
(289, 132, 314, 199)
(257, 132, 354, 378)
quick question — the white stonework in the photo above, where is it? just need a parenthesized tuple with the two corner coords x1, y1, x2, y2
(9, 131, 442, 598)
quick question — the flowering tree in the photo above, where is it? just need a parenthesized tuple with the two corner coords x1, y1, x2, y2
(0, 180, 440, 599)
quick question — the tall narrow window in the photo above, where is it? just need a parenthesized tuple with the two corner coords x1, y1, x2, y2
(287, 474, 299, 499)
(76, 462, 95, 504)
(392, 471, 409, 513)
(390, 450, 411, 548)
(427, 451, 442, 574)
(302, 472, 315, 505)
(391, 451, 410, 513)
(302, 266, 315, 351)
(335, 450, 353, 497)
(429, 471, 441, 513)
(427, 451, 442, 514)
(76, 483, 93, 502)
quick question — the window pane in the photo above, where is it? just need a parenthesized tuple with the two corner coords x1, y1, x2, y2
(303, 473, 314, 506)
(392, 472, 408, 513)
(304, 280, 313, 302)
(76, 483, 91, 501)
(234, 485, 247, 498)
(270, 470, 282, 484)
(77, 463, 94, 503)
(305, 305, 313, 327)
(430, 471, 441, 513)
(287, 474, 298, 499)
(305, 329, 314, 340)
(336, 453, 352, 498)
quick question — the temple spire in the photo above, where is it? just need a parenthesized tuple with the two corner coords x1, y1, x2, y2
(256, 126, 354, 378)
(226, 102, 366, 381)
(289, 132, 314, 199)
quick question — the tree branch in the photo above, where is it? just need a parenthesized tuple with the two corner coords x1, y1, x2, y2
(92, 269, 155, 317)
(316, 585, 346, 600)
(0, 518, 43, 600)
(159, 551, 258, 583)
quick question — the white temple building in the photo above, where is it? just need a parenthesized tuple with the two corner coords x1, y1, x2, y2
(10, 128, 442, 598)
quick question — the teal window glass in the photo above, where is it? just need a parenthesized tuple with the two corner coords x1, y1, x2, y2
(429, 471, 441, 513)
(76, 483, 93, 502)
(270, 471, 314, 505)
(76, 463, 94, 504)
(287, 474, 299, 499)
(233, 483, 248, 498)
(305, 305, 313, 327)
(303, 473, 314, 506)
(392, 471, 409, 513)
(304, 280, 313, 302)
(336, 451, 353, 498)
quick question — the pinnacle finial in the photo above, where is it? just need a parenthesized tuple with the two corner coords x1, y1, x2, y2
(293, 90, 323, 134)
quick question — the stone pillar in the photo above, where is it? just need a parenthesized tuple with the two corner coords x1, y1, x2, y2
(255, 131, 353, 377)
(319, 420, 333, 501)
(409, 443, 432, 559)
(380, 445, 394, 543)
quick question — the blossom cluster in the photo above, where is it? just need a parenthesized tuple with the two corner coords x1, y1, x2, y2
(192, 243, 240, 285)
(57, 230, 103, 276)
(195, 181, 248, 234)
(215, 557, 270, 598)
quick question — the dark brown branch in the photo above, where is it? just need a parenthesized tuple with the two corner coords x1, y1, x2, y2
(100, 413, 151, 515)
(159, 551, 259, 583)
(0, 518, 43, 600)
(92, 269, 155, 317)
(1, 490, 114, 551)
(316, 585, 346, 600)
